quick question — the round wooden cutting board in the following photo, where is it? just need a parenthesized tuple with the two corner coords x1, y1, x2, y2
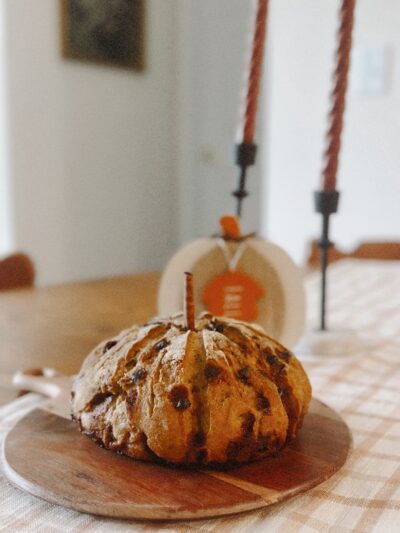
(1, 398, 351, 520)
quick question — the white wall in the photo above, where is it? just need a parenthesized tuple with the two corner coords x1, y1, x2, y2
(263, 0, 400, 265)
(0, 0, 12, 254)
(2, 0, 179, 285)
(3, 1, 399, 283)
(177, 0, 263, 243)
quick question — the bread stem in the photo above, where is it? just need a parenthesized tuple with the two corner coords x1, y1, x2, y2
(184, 272, 195, 330)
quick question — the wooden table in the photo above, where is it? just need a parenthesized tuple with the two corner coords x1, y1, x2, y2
(0, 273, 160, 404)
(1, 260, 399, 531)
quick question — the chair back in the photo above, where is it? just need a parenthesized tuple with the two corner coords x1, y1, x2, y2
(0, 253, 35, 290)
(307, 241, 400, 269)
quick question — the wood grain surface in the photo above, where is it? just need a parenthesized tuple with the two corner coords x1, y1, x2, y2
(2, 399, 351, 520)
(0, 273, 160, 378)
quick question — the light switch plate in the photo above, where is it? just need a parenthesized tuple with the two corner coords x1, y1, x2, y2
(350, 46, 390, 97)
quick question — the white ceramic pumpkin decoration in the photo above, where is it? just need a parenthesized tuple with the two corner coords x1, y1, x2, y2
(158, 216, 305, 349)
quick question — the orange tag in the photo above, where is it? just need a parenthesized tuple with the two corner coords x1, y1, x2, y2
(202, 271, 264, 322)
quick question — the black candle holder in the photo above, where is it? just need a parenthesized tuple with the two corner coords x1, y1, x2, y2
(232, 142, 257, 218)
(314, 189, 340, 331)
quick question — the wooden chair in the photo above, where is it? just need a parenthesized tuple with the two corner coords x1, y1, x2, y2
(307, 241, 400, 270)
(0, 253, 35, 291)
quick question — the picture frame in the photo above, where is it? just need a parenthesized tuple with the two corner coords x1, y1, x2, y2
(60, 0, 145, 71)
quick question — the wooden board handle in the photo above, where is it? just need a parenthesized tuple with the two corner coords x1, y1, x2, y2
(13, 368, 66, 398)
(12, 368, 73, 420)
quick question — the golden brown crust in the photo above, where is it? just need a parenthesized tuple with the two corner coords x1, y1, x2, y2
(71, 312, 312, 465)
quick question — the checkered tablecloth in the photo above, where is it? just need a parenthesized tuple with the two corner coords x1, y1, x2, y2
(1, 260, 399, 532)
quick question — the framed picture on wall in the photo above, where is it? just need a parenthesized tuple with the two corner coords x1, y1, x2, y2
(61, 0, 145, 70)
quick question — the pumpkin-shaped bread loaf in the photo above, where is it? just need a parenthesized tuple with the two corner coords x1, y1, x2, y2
(71, 306, 312, 465)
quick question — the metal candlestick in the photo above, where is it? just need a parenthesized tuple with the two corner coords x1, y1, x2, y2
(233, 142, 257, 217)
(296, 188, 363, 356)
(314, 189, 340, 331)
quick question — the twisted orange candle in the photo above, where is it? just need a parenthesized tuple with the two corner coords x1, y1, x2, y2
(321, 0, 356, 191)
(242, 0, 269, 144)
